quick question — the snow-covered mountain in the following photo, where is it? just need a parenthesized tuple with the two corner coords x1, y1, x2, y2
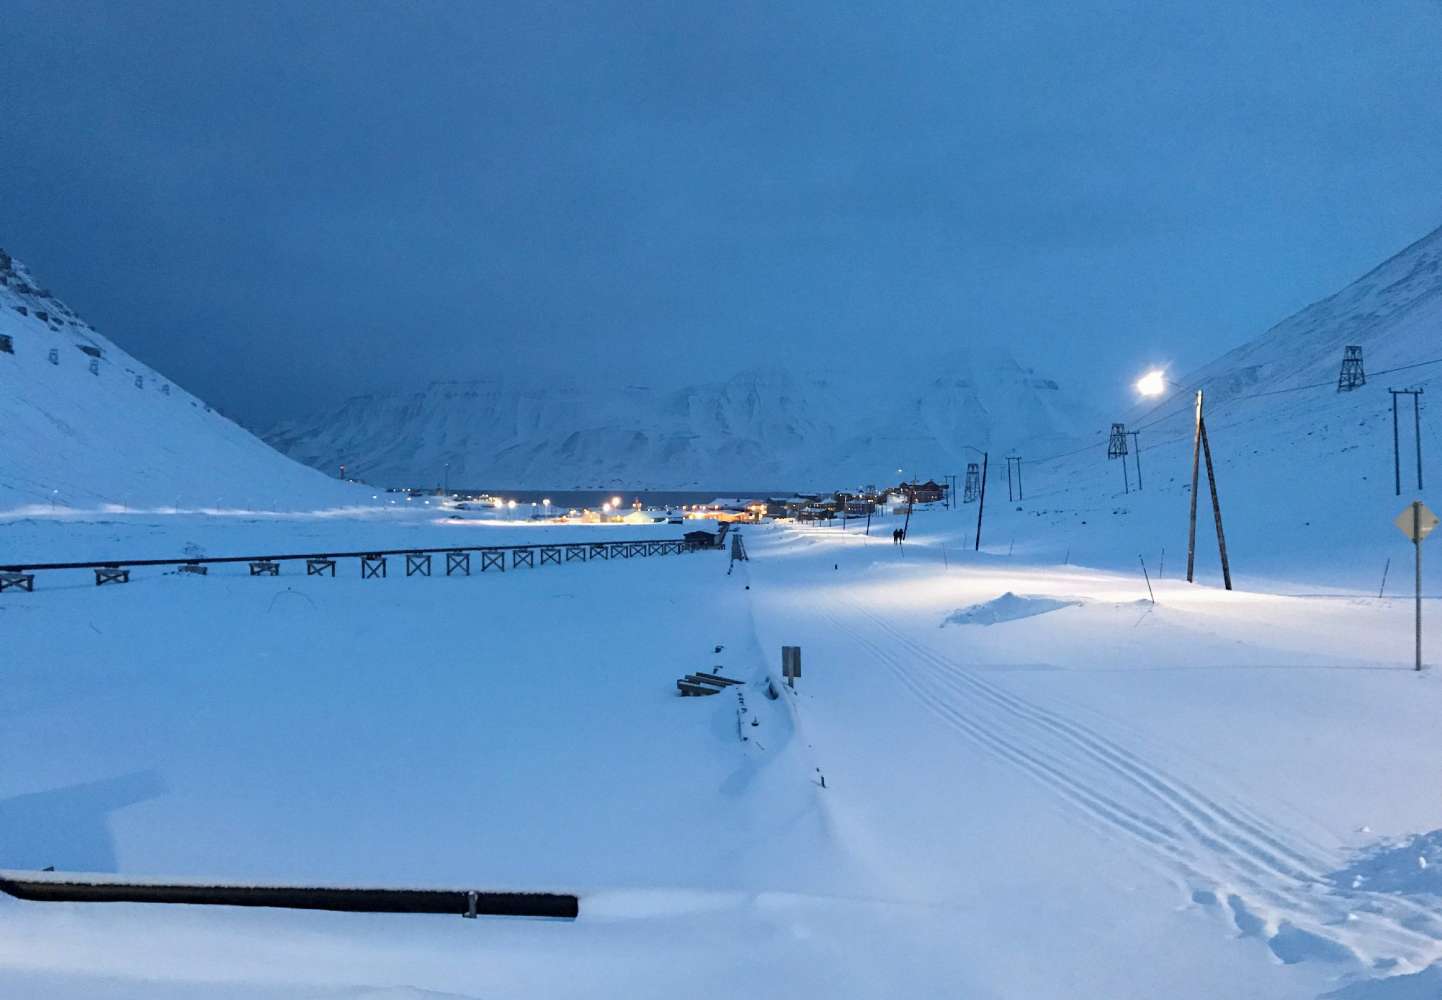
(0, 249, 356, 510)
(1176, 223, 1442, 403)
(264, 349, 1104, 490)
(990, 222, 1442, 586)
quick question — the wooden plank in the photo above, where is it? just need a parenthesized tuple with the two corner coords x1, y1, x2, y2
(689, 672, 742, 687)
(676, 680, 721, 696)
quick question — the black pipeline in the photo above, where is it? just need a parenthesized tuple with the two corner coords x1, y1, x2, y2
(0, 871, 578, 920)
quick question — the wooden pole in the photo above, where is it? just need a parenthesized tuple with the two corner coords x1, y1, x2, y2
(1415, 393, 1424, 491)
(974, 451, 989, 551)
(1199, 416, 1232, 591)
(1186, 390, 1203, 583)
(1393, 390, 1401, 496)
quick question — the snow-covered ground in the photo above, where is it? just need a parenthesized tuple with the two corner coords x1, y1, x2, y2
(3, 504, 1440, 998)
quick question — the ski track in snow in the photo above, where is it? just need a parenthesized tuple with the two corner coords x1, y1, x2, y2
(821, 599, 1442, 973)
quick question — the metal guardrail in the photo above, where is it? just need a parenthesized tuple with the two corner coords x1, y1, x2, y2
(0, 871, 578, 920)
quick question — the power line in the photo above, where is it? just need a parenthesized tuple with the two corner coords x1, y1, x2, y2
(1026, 353, 1442, 468)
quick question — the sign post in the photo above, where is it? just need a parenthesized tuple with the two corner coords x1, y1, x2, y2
(1394, 500, 1439, 671)
(782, 646, 801, 688)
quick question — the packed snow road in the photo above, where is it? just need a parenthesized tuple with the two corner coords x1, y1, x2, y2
(1, 508, 1440, 997)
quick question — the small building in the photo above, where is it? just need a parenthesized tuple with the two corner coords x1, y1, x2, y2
(684, 529, 718, 548)
(902, 479, 947, 504)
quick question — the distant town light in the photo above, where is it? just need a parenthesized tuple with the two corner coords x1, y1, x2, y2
(1136, 370, 1167, 397)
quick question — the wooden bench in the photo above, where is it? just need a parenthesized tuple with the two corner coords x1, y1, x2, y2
(95, 567, 129, 586)
(0, 572, 35, 593)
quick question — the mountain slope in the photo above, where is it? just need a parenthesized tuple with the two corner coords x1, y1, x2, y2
(0, 249, 356, 510)
(264, 350, 1104, 490)
(975, 222, 1442, 587)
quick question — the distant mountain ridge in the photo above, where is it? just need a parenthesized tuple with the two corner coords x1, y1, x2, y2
(263, 350, 1105, 490)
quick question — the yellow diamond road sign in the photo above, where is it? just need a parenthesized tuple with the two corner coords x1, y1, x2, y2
(1395, 501, 1440, 542)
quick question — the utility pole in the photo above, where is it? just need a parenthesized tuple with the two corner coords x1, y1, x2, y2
(974, 451, 988, 551)
(1186, 389, 1232, 590)
(963, 464, 980, 503)
(1128, 431, 1142, 491)
(1108, 423, 1130, 494)
(1005, 455, 1024, 501)
(1390, 388, 1425, 495)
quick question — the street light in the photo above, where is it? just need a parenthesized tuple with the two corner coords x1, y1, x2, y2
(1130, 370, 1231, 589)
(1136, 369, 1168, 397)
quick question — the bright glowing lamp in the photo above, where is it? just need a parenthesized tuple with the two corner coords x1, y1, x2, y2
(1136, 370, 1167, 397)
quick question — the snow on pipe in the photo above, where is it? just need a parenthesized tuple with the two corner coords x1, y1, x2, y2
(0, 871, 579, 920)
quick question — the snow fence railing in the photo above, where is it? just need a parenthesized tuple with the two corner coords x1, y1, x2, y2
(0, 870, 578, 920)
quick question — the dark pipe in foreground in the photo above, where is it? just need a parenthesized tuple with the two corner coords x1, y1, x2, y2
(0, 872, 578, 920)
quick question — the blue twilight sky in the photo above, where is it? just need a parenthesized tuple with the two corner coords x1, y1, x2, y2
(3, 1, 1442, 426)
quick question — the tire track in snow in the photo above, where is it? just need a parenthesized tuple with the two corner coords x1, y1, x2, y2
(856, 605, 1324, 882)
(821, 604, 1442, 969)
(849, 605, 1442, 946)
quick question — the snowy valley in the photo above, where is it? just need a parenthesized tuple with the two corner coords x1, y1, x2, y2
(2, 223, 1442, 1000)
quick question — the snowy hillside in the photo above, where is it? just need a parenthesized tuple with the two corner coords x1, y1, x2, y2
(1181, 224, 1442, 402)
(969, 223, 1442, 588)
(0, 249, 357, 510)
(263, 349, 1103, 490)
